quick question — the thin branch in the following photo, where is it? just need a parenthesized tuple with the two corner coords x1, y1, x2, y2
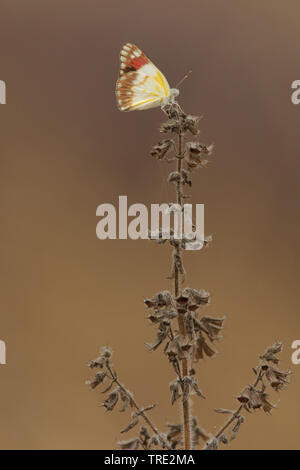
(214, 368, 263, 441)
(106, 364, 171, 449)
(174, 130, 192, 450)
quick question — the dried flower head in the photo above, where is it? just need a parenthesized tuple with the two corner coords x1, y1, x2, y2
(150, 139, 174, 160)
(194, 335, 217, 360)
(144, 290, 174, 309)
(182, 287, 211, 307)
(88, 346, 113, 369)
(85, 371, 106, 389)
(185, 142, 213, 169)
(260, 341, 283, 365)
(200, 316, 226, 342)
(182, 115, 201, 135)
(265, 366, 291, 391)
(160, 119, 181, 134)
(103, 390, 119, 411)
(204, 437, 219, 450)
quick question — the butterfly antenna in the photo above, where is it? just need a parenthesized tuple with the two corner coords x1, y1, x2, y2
(175, 70, 192, 88)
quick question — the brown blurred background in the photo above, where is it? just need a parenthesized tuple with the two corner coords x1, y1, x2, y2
(0, 0, 299, 450)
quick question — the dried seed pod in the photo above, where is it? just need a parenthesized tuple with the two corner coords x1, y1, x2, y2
(204, 438, 218, 450)
(175, 295, 189, 314)
(169, 379, 181, 405)
(103, 390, 119, 411)
(167, 423, 183, 448)
(150, 435, 160, 447)
(187, 303, 199, 312)
(176, 295, 189, 305)
(101, 347, 112, 359)
(265, 366, 291, 391)
(201, 316, 226, 341)
(182, 114, 201, 135)
(218, 434, 229, 445)
(260, 392, 275, 414)
(185, 142, 213, 169)
(87, 357, 104, 369)
(237, 386, 264, 410)
(166, 335, 191, 360)
(194, 335, 217, 361)
(150, 139, 174, 160)
(160, 119, 180, 134)
(260, 341, 282, 364)
(146, 325, 169, 352)
(230, 415, 245, 441)
(144, 298, 158, 308)
(181, 169, 192, 186)
(88, 346, 113, 368)
(144, 290, 174, 309)
(168, 171, 181, 184)
(183, 287, 210, 306)
(85, 371, 106, 389)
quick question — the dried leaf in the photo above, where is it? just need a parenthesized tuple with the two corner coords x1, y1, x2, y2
(103, 391, 119, 411)
(230, 415, 244, 441)
(120, 416, 139, 434)
(190, 377, 205, 399)
(214, 408, 235, 415)
(117, 438, 140, 450)
(170, 379, 181, 405)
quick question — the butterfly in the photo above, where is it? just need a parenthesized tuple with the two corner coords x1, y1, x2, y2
(115, 43, 179, 111)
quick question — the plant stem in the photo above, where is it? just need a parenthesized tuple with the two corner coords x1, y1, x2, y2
(106, 364, 171, 449)
(214, 369, 263, 441)
(175, 132, 191, 450)
(215, 405, 243, 439)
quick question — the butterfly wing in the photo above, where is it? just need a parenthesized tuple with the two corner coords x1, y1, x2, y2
(116, 43, 171, 111)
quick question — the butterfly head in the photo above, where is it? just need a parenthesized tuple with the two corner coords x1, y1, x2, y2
(162, 88, 179, 106)
(170, 88, 180, 98)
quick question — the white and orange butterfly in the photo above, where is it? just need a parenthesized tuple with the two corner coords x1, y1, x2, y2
(115, 43, 179, 111)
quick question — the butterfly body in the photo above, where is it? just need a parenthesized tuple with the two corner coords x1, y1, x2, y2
(116, 43, 179, 111)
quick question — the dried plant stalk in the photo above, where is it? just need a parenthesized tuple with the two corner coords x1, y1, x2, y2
(86, 95, 290, 450)
(175, 132, 190, 449)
